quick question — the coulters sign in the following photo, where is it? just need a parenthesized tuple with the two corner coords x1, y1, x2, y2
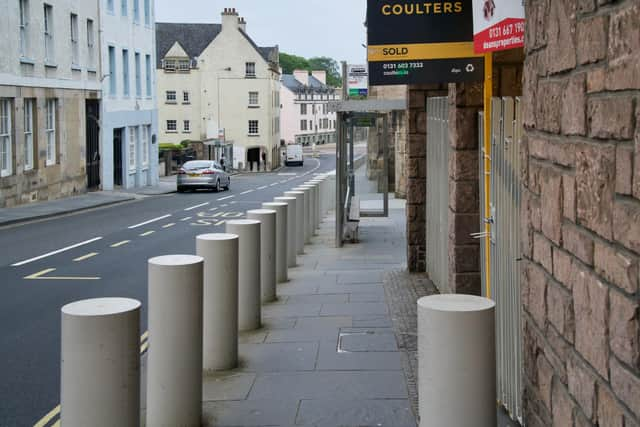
(347, 65, 369, 98)
(472, 0, 525, 53)
(366, 0, 484, 85)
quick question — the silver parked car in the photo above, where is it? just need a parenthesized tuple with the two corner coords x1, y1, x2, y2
(177, 160, 230, 192)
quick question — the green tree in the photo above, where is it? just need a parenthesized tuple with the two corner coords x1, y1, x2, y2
(279, 53, 342, 88)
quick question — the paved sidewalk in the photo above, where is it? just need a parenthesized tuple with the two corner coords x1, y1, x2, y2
(174, 199, 420, 426)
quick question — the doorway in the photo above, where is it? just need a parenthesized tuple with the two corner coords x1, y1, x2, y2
(247, 147, 260, 171)
(85, 100, 100, 190)
(113, 128, 123, 187)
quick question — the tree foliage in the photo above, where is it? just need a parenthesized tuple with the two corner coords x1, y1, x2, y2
(279, 52, 342, 88)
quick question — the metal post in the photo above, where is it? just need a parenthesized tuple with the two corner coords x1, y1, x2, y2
(226, 220, 261, 331)
(336, 61, 348, 248)
(262, 202, 288, 283)
(348, 121, 355, 195)
(274, 196, 297, 268)
(418, 294, 496, 427)
(293, 186, 312, 244)
(284, 190, 305, 255)
(382, 115, 389, 216)
(196, 233, 239, 372)
(246, 210, 277, 303)
(61, 298, 141, 427)
(147, 255, 204, 427)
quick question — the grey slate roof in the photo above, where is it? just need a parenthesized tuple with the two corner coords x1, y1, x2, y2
(155, 23, 221, 68)
(281, 74, 335, 93)
(155, 23, 278, 68)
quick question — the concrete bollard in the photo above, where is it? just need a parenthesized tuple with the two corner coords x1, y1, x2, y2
(293, 186, 312, 244)
(309, 177, 326, 222)
(246, 209, 277, 303)
(61, 298, 141, 427)
(196, 233, 239, 372)
(262, 202, 288, 283)
(226, 220, 261, 331)
(284, 190, 305, 255)
(418, 294, 496, 427)
(147, 255, 204, 427)
(298, 184, 316, 237)
(274, 196, 297, 268)
(303, 182, 319, 233)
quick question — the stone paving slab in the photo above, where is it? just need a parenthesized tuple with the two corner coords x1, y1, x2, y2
(296, 399, 416, 427)
(248, 371, 410, 400)
(202, 373, 257, 401)
(339, 328, 398, 352)
(284, 294, 349, 304)
(265, 327, 340, 344)
(293, 316, 353, 329)
(317, 283, 385, 295)
(238, 342, 318, 372)
(337, 270, 386, 283)
(319, 302, 389, 316)
(202, 399, 298, 427)
(316, 340, 404, 371)
(349, 292, 387, 302)
(262, 303, 322, 318)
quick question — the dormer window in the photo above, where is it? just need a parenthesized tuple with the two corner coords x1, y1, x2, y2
(245, 62, 256, 78)
(163, 59, 176, 72)
(178, 59, 190, 72)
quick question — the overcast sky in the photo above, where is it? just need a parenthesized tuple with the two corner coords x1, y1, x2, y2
(155, 0, 368, 65)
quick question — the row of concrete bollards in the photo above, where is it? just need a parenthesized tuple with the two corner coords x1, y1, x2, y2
(60, 174, 334, 427)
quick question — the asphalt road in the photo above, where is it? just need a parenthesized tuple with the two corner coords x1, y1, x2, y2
(0, 154, 335, 427)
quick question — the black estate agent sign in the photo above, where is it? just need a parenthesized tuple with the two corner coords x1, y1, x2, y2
(367, 0, 484, 85)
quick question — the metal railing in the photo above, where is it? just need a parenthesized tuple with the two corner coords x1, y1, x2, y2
(481, 97, 523, 423)
(425, 97, 449, 292)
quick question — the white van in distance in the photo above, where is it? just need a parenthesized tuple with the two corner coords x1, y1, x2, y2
(285, 144, 304, 166)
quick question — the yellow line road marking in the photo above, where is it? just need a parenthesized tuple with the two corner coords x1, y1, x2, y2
(24, 268, 56, 279)
(51, 421, 60, 427)
(215, 221, 225, 226)
(180, 216, 192, 221)
(111, 240, 130, 248)
(141, 330, 149, 342)
(73, 252, 98, 262)
(140, 341, 149, 354)
(33, 404, 60, 427)
(140, 231, 155, 237)
(162, 223, 176, 228)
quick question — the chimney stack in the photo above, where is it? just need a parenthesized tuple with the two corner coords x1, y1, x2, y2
(311, 70, 327, 85)
(221, 7, 239, 30)
(293, 69, 309, 86)
(238, 17, 246, 32)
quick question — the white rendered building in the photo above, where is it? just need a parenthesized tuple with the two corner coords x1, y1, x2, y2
(99, 0, 158, 190)
(156, 8, 281, 170)
(280, 70, 338, 147)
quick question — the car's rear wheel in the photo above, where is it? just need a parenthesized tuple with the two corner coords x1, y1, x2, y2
(215, 180, 221, 192)
(224, 177, 230, 190)
(177, 186, 185, 193)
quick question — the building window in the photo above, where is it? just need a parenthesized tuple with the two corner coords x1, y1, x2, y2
(107, 0, 114, 13)
(45, 99, 56, 166)
(133, 0, 139, 22)
(23, 99, 35, 171)
(166, 120, 177, 132)
(70, 14, 79, 66)
(248, 91, 258, 106)
(0, 99, 12, 177)
(145, 54, 152, 96)
(178, 59, 189, 72)
(122, 49, 129, 96)
(121, 0, 127, 16)
(135, 52, 141, 97)
(245, 62, 255, 78)
(108, 46, 116, 95)
(300, 120, 307, 131)
(87, 19, 95, 69)
(248, 120, 258, 135)
(183, 120, 190, 133)
(144, 0, 150, 25)
(323, 118, 328, 129)
(141, 125, 149, 167)
(309, 120, 312, 130)
(300, 104, 307, 115)
(128, 126, 137, 171)
(44, 4, 54, 63)
(163, 59, 175, 72)
(19, 0, 30, 58)
(165, 91, 176, 103)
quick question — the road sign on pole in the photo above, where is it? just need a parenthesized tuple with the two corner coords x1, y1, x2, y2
(347, 65, 368, 99)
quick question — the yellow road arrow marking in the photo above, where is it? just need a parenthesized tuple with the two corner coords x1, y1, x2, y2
(24, 268, 100, 281)
(73, 252, 98, 262)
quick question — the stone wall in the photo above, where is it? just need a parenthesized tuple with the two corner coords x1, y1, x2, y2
(0, 86, 93, 208)
(522, 1, 640, 425)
